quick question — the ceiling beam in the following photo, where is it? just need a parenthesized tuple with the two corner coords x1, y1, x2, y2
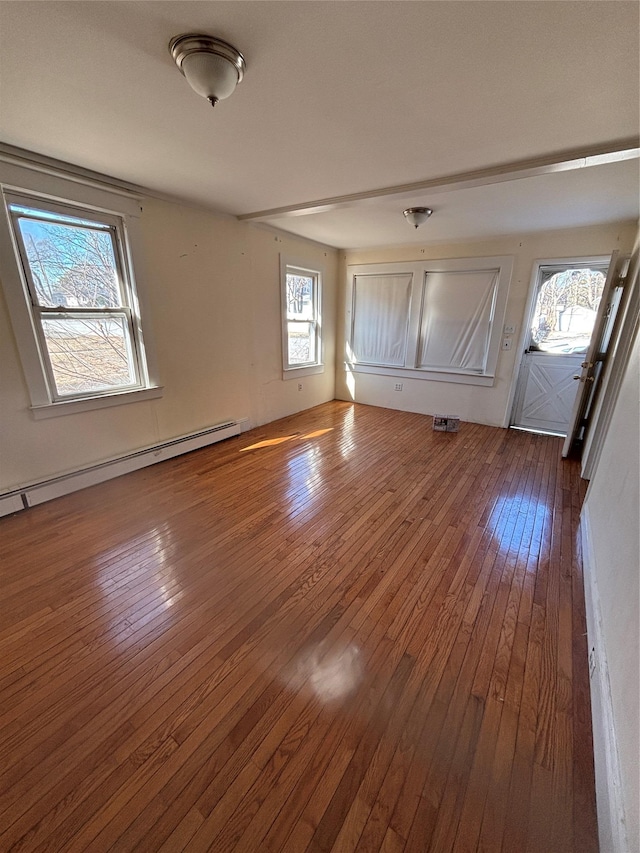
(237, 139, 640, 222)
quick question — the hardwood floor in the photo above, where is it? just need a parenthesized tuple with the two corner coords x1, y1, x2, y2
(0, 401, 598, 852)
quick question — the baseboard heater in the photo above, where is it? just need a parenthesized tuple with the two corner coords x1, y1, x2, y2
(0, 418, 247, 517)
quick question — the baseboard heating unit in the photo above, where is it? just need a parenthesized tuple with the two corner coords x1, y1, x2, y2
(0, 419, 248, 517)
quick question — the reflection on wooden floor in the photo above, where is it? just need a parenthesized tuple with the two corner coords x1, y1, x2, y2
(0, 401, 597, 852)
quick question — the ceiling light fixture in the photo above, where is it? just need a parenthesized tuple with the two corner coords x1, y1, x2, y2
(403, 207, 433, 229)
(169, 33, 246, 108)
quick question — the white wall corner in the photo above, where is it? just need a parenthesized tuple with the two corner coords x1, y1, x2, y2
(580, 507, 631, 853)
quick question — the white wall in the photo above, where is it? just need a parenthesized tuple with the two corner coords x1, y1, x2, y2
(582, 325, 639, 853)
(336, 223, 637, 426)
(0, 191, 338, 492)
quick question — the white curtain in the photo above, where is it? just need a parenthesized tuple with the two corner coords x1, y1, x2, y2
(352, 274, 412, 366)
(418, 270, 498, 372)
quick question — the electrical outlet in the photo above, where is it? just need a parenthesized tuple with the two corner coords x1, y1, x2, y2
(297, 382, 303, 391)
(503, 323, 516, 335)
(501, 337, 513, 350)
(394, 383, 403, 391)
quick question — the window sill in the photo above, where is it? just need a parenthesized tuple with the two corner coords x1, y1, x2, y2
(283, 364, 325, 380)
(346, 363, 496, 387)
(30, 386, 164, 420)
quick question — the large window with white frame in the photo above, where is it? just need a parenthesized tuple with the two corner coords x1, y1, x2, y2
(1, 188, 159, 414)
(281, 257, 323, 376)
(346, 256, 513, 386)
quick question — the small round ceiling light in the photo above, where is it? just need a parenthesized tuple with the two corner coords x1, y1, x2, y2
(169, 33, 246, 108)
(403, 207, 433, 229)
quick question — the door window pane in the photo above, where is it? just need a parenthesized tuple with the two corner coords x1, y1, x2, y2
(530, 268, 606, 354)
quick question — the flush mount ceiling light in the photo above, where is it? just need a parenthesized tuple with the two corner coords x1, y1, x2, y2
(403, 207, 433, 229)
(169, 33, 246, 108)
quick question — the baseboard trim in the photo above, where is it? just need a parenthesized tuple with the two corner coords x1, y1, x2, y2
(0, 418, 248, 517)
(581, 506, 630, 853)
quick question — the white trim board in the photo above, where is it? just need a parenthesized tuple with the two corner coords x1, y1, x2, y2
(0, 418, 250, 517)
(580, 506, 631, 853)
(582, 241, 639, 480)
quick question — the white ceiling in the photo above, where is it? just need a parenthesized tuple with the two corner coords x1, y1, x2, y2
(0, 1, 638, 249)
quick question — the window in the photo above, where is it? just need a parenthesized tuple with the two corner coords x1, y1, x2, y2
(281, 257, 323, 376)
(528, 264, 607, 354)
(417, 268, 499, 372)
(1, 188, 160, 415)
(352, 274, 412, 366)
(346, 257, 512, 386)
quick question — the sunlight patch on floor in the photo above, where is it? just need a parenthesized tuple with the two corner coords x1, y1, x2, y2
(240, 427, 333, 452)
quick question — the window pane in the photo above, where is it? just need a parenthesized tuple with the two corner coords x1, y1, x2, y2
(286, 274, 314, 321)
(352, 274, 412, 366)
(530, 268, 605, 354)
(10, 205, 111, 230)
(15, 214, 120, 309)
(288, 321, 315, 364)
(41, 317, 136, 395)
(418, 270, 498, 372)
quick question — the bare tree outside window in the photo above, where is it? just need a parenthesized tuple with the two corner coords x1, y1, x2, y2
(286, 273, 311, 316)
(286, 272, 316, 365)
(20, 220, 119, 308)
(10, 203, 142, 397)
(530, 268, 606, 353)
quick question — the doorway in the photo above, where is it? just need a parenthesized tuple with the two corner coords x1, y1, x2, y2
(511, 259, 609, 435)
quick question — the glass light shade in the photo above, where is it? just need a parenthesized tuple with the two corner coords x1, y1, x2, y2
(403, 207, 433, 228)
(170, 34, 245, 108)
(181, 52, 240, 102)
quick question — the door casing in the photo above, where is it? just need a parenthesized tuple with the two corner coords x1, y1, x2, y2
(562, 250, 631, 459)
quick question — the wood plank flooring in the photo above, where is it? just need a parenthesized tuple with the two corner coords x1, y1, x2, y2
(0, 401, 598, 852)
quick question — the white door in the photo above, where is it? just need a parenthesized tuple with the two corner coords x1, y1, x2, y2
(511, 259, 610, 436)
(512, 352, 584, 434)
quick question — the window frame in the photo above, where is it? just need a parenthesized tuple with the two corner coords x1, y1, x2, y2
(524, 259, 610, 355)
(280, 256, 324, 378)
(345, 256, 513, 387)
(0, 182, 162, 417)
